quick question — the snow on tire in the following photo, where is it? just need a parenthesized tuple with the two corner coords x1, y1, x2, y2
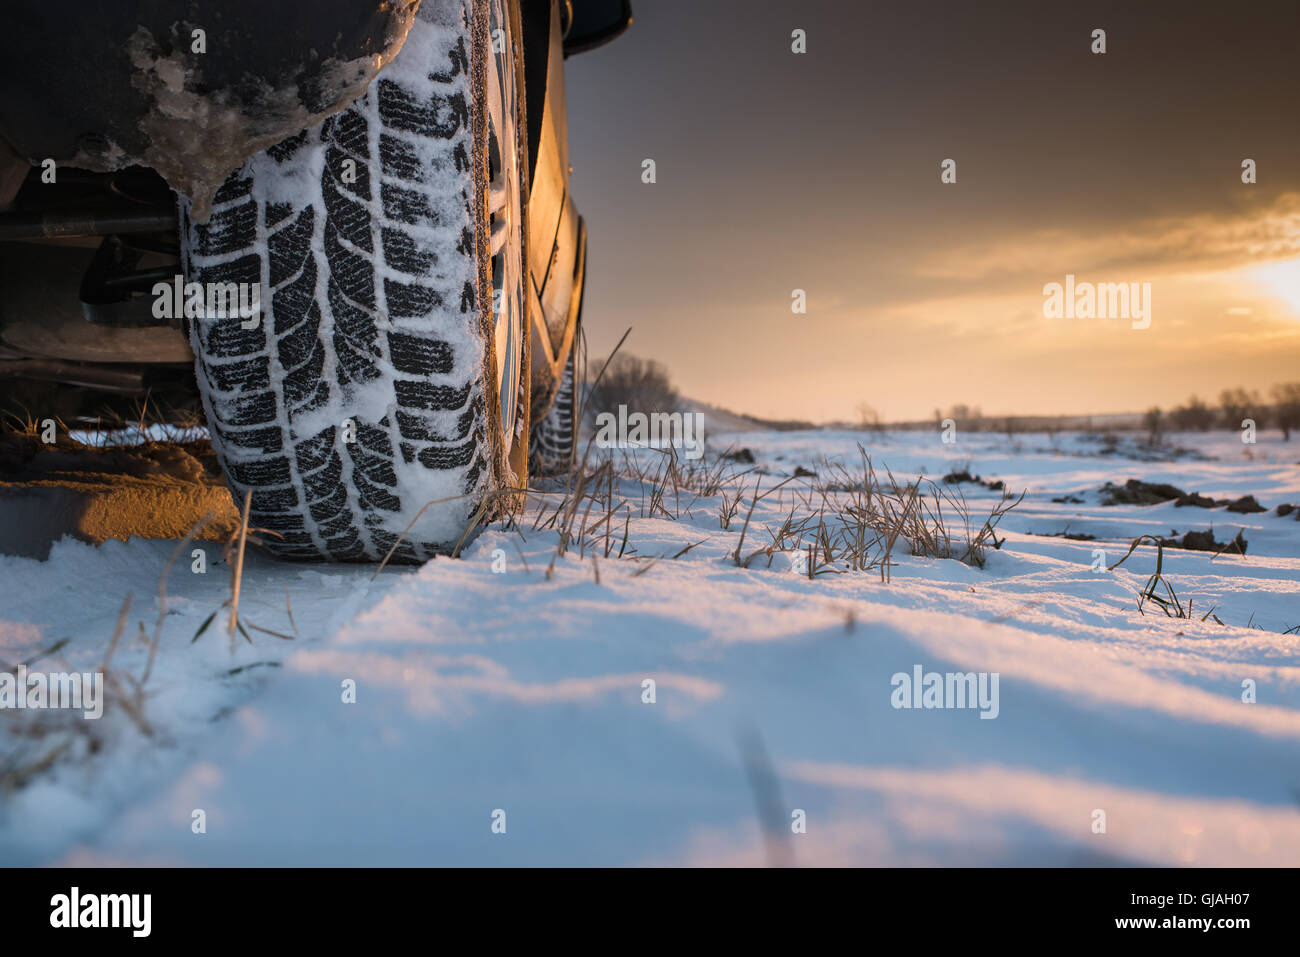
(181, 0, 518, 563)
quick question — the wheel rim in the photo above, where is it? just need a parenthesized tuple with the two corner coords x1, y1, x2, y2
(486, 0, 524, 456)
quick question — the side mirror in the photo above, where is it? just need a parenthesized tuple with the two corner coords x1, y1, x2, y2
(562, 0, 632, 57)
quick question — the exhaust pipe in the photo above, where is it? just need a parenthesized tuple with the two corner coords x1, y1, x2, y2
(0, 207, 176, 241)
(0, 358, 145, 392)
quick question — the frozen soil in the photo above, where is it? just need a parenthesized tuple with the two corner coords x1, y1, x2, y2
(0, 437, 238, 559)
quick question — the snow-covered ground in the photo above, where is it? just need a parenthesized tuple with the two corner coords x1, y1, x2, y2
(1, 428, 1298, 866)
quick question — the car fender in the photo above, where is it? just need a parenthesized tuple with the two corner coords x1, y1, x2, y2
(0, 0, 419, 221)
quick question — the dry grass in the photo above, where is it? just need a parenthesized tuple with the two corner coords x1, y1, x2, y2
(1110, 535, 1226, 623)
(0, 505, 268, 792)
(192, 502, 295, 642)
(747, 447, 1024, 579)
(0, 593, 151, 793)
(227, 489, 252, 648)
(505, 441, 1023, 581)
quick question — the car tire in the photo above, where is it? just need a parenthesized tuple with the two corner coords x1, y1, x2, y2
(180, 0, 528, 563)
(529, 325, 580, 475)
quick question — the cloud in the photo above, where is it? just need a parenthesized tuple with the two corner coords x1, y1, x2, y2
(913, 192, 1300, 288)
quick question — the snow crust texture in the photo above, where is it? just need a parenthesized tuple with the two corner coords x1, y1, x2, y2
(1, 429, 1297, 866)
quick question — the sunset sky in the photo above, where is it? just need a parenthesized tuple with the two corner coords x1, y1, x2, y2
(564, 0, 1300, 422)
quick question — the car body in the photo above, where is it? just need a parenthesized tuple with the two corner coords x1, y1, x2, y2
(0, 0, 629, 431)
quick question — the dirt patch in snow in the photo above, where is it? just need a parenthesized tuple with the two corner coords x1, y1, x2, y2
(1101, 479, 1272, 513)
(0, 436, 238, 559)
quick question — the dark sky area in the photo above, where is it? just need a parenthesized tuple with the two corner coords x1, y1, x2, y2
(562, 0, 1300, 421)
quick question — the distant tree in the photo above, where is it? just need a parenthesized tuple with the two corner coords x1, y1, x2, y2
(1142, 406, 1163, 446)
(947, 404, 984, 432)
(1274, 382, 1300, 440)
(1170, 395, 1214, 432)
(586, 354, 678, 420)
(1219, 387, 1260, 430)
(856, 401, 882, 432)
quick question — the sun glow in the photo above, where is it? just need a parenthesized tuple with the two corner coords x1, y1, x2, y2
(1246, 257, 1300, 316)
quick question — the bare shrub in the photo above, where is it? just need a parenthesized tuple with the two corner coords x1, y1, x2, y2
(856, 401, 883, 433)
(1170, 395, 1214, 432)
(1142, 406, 1163, 446)
(585, 354, 679, 421)
(1219, 387, 1261, 430)
(1274, 382, 1300, 440)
